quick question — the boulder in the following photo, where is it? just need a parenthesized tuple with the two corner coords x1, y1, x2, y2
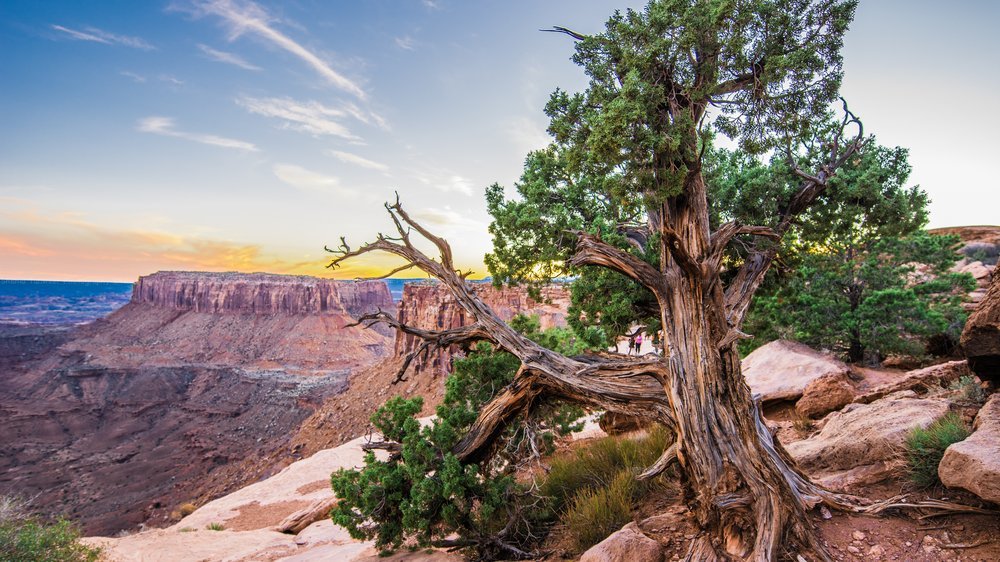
(854, 360, 971, 404)
(939, 393, 1000, 504)
(742, 340, 849, 403)
(786, 391, 951, 486)
(580, 522, 664, 562)
(961, 268, 1000, 384)
(795, 374, 856, 418)
(598, 411, 649, 435)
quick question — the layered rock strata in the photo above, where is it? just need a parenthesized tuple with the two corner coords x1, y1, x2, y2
(0, 272, 395, 535)
(394, 282, 570, 375)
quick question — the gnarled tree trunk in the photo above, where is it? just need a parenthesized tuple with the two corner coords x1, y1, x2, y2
(330, 111, 987, 561)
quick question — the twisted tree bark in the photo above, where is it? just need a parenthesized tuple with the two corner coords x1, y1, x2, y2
(328, 109, 989, 562)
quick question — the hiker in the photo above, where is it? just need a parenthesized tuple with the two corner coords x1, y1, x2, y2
(627, 335, 636, 355)
(635, 332, 643, 354)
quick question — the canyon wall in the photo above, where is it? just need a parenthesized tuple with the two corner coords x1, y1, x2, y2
(394, 282, 570, 376)
(131, 271, 392, 319)
(65, 272, 395, 374)
(0, 272, 395, 535)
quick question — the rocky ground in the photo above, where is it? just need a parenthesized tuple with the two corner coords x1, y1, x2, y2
(85, 340, 999, 561)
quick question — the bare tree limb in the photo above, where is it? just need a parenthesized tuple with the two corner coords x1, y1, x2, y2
(567, 231, 668, 297)
(540, 26, 587, 41)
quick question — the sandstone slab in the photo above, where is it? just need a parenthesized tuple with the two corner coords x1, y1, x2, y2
(795, 374, 856, 418)
(742, 340, 849, 403)
(580, 522, 664, 562)
(786, 391, 951, 484)
(939, 393, 1000, 504)
(961, 266, 1000, 384)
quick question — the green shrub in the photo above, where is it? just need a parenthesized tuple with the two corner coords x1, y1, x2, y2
(541, 425, 671, 513)
(539, 426, 674, 551)
(0, 497, 101, 562)
(905, 413, 971, 487)
(330, 317, 597, 560)
(205, 522, 225, 531)
(562, 471, 636, 550)
(949, 375, 986, 405)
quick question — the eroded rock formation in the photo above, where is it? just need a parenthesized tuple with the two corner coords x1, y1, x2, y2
(961, 268, 1000, 385)
(394, 282, 570, 375)
(0, 272, 395, 535)
(939, 392, 1000, 504)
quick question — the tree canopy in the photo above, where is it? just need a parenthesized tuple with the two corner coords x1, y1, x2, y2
(324, 2, 980, 560)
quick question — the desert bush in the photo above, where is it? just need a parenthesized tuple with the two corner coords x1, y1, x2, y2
(178, 502, 197, 517)
(205, 522, 225, 531)
(905, 413, 970, 487)
(330, 318, 595, 560)
(540, 426, 674, 551)
(541, 426, 670, 512)
(949, 375, 987, 405)
(961, 242, 1000, 266)
(562, 471, 636, 550)
(0, 496, 101, 562)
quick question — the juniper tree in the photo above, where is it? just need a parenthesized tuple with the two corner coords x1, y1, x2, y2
(330, 2, 981, 559)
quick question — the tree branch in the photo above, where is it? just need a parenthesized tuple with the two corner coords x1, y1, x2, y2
(540, 26, 587, 41)
(566, 231, 668, 297)
(723, 102, 865, 330)
(332, 199, 676, 464)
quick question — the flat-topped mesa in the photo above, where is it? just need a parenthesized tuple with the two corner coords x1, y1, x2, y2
(395, 281, 571, 375)
(132, 271, 393, 318)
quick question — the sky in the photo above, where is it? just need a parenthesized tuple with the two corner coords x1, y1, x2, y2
(1, 1, 998, 282)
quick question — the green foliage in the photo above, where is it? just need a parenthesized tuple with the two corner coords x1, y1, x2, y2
(486, 0, 858, 345)
(540, 426, 674, 551)
(330, 318, 595, 559)
(562, 472, 636, 551)
(0, 497, 101, 562)
(205, 522, 225, 531)
(905, 413, 970, 488)
(745, 232, 975, 362)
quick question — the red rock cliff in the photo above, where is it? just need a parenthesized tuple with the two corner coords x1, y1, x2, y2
(394, 282, 570, 375)
(132, 271, 392, 318)
(0, 272, 399, 535)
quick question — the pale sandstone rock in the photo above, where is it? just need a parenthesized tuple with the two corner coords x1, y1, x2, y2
(786, 391, 951, 485)
(742, 340, 849, 402)
(939, 393, 1000, 504)
(853, 361, 970, 405)
(796, 373, 856, 418)
(580, 522, 664, 562)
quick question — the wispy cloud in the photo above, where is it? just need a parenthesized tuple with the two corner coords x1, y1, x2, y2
(184, 0, 365, 99)
(137, 116, 258, 151)
(327, 150, 389, 172)
(410, 167, 475, 196)
(51, 24, 155, 50)
(394, 36, 415, 50)
(197, 43, 261, 70)
(422, 0, 441, 10)
(413, 206, 484, 230)
(237, 96, 363, 140)
(272, 163, 351, 196)
(120, 71, 147, 83)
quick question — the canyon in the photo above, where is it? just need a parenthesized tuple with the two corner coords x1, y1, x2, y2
(0, 273, 566, 536)
(0, 272, 395, 535)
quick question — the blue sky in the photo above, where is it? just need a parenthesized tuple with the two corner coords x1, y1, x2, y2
(1, 1, 997, 281)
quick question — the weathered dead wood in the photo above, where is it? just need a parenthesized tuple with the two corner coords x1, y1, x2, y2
(328, 103, 984, 561)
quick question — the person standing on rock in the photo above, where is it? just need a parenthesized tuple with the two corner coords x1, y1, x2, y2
(635, 332, 643, 354)
(627, 335, 636, 355)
